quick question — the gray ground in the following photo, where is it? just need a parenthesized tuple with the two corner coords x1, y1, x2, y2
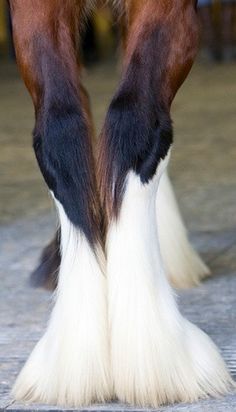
(0, 60, 236, 411)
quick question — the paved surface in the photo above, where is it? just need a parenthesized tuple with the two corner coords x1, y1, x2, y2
(0, 60, 236, 411)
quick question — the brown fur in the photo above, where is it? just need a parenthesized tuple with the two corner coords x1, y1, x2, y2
(98, 0, 199, 222)
(10, 0, 103, 246)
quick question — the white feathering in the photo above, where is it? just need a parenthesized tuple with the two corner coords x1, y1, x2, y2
(107, 154, 233, 407)
(13, 200, 111, 407)
(158, 171, 210, 288)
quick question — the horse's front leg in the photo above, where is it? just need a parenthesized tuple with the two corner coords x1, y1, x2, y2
(10, 0, 111, 406)
(98, 0, 233, 407)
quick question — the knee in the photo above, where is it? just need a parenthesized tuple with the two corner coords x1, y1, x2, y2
(105, 81, 172, 172)
(33, 94, 86, 187)
(33, 93, 98, 242)
(99, 88, 173, 220)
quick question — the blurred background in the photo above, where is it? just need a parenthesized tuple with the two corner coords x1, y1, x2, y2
(0, 0, 236, 408)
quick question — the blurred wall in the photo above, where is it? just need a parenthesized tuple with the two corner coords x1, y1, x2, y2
(0, 0, 7, 57)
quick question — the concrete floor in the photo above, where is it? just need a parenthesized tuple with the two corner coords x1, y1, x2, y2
(0, 60, 236, 411)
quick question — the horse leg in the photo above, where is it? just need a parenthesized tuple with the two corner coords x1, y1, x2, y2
(30, 84, 93, 291)
(10, 0, 111, 406)
(98, 0, 233, 406)
(114, 2, 210, 291)
(157, 170, 210, 288)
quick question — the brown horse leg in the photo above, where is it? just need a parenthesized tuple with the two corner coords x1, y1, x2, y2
(30, 85, 93, 291)
(119, 2, 210, 291)
(98, 0, 233, 406)
(9, 0, 111, 406)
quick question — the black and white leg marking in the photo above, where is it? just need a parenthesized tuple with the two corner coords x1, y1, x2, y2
(11, 2, 111, 405)
(106, 152, 232, 406)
